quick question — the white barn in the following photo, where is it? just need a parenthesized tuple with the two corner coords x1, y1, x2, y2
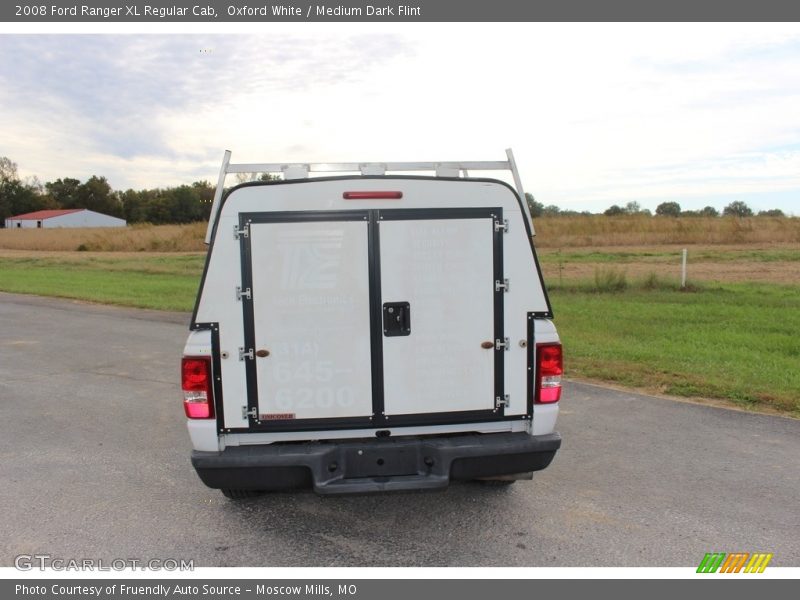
(5, 208, 126, 229)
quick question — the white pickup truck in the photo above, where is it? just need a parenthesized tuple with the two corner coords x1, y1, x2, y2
(182, 150, 562, 497)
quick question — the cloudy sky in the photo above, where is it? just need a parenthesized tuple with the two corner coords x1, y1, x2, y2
(1, 23, 800, 214)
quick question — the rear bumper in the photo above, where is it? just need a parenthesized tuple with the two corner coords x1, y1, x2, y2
(191, 431, 561, 495)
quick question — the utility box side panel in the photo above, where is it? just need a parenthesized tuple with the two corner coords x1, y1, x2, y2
(501, 201, 551, 416)
(193, 212, 249, 429)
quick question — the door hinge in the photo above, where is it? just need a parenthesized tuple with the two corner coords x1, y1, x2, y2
(495, 337, 510, 351)
(494, 219, 509, 233)
(242, 406, 257, 419)
(234, 223, 250, 239)
(236, 286, 252, 301)
(239, 347, 254, 361)
(495, 394, 510, 410)
(495, 278, 509, 293)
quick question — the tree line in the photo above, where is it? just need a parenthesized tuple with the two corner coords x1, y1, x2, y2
(0, 157, 788, 227)
(0, 157, 214, 226)
(527, 195, 787, 218)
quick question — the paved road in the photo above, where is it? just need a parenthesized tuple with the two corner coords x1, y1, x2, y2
(1, 292, 798, 567)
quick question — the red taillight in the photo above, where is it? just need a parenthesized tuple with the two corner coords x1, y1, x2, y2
(182, 356, 214, 419)
(343, 191, 403, 200)
(535, 343, 563, 404)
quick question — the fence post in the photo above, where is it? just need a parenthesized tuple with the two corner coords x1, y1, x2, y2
(681, 248, 688, 288)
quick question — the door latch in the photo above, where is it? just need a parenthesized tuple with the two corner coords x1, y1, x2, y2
(495, 279, 509, 293)
(239, 347, 254, 361)
(234, 223, 250, 239)
(242, 406, 257, 419)
(495, 338, 510, 351)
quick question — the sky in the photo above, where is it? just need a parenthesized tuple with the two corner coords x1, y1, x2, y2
(1, 23, 800, 214)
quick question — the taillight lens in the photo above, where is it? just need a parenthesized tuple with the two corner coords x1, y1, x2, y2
(535, 343, 563, 403)
(182, 356, 214, 419)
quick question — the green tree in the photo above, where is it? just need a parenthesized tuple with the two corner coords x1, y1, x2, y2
(143, 192, 172, 224)
(542, 205, 562, 217)
(119, 189, 152, 223)
(0, 179, 46, 222)
(0, 157, 52, 224)
(45, 178, 82, 208)
(655, 201, 681, 217)
(758, 209, 785, 217)
(525, 193, 543, 218)
(76, 176, 123, 217)
(0, 157, 19, 223)
(699, 206, 719, 217)
(191, 180, 215, 220)
(162, 185, 203, 223)
(723, 201, 753, 217)
(0, 156, 18, 181)
(604, 204, 625, 216)
(624, 201, 641, 214)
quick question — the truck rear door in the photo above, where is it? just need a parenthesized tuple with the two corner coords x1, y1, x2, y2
(238, 206, 506, 430)
(378, 208, 505, 424)
(245, 213, 375, 428)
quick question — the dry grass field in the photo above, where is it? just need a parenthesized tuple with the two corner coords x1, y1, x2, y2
(533, 215, 800, 247)
(0, 216, 798, 252)
(0, 222, 207, 252)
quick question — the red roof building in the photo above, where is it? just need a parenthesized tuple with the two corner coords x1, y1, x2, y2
(5, 208, 126, 229)
(8, 209, 84, 221)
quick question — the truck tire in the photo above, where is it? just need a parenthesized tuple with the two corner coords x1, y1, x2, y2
(221, 488, 263, 499)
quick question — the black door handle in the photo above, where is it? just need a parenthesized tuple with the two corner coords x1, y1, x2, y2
(382, 302, 410, 337)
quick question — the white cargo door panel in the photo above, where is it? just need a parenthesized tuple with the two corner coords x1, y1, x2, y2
(380, 216, 497, 416)
(248, 218, 373, 421)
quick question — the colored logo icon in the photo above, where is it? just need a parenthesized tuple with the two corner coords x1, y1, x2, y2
(697, 552, 773, 573)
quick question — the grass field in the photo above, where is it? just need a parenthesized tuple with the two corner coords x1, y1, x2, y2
(0, 222, 207, 252)
(1, 215, 798, 251)
(1, 221, 798, 416)
(0, 253, 203, 311)
(534, 215, 800, 247)
(549, 282, 800, 414)
(538, 244, 800, 285)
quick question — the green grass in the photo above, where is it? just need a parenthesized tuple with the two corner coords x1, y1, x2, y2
(0, 255, 204, 311)
(538, 247, 800, 265)
(550, 281, 800, 414)
(1, 253, 798, 415)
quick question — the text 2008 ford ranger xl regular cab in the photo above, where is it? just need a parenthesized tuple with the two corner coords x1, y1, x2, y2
(182, 150, 562, 497)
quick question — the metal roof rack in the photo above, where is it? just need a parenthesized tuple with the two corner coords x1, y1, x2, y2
(206, 148, 530, 243)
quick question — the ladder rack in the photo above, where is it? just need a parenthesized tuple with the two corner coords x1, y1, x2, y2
(205, 148, 531, 243)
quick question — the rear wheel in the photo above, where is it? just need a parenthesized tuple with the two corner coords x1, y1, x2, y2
(221, 488, 263, 499)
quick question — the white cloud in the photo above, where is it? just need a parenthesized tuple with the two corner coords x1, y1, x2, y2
(2, 23, 800, 213)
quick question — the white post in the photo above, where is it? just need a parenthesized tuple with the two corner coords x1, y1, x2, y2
(205, 150, 232, 244)
(681, 248, 688, 288)
(505, 148, 535, 236)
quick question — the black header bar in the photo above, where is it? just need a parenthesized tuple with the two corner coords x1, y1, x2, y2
(4, 0, 800, 23)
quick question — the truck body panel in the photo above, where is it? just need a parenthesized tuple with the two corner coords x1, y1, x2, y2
(184, 153, 561, 495)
